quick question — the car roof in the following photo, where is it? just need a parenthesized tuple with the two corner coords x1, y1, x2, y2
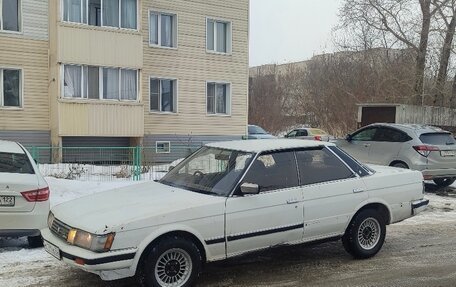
(368, 123, 450, 135)
(0, 140, 25, 154)
(206, 139, 335, 153)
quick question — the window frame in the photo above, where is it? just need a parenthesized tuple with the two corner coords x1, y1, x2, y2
(156, 141, 171, 154)
(0, 0, 22, 34)
(206, 17, 232, 55)
(0, 67, 23, 109)
(148, 10, 178, 49)
(149, 76, 179, 114)
(206, 81, 232, 116)
(61, 64, 139, 102)
(60, 0, 139, 31)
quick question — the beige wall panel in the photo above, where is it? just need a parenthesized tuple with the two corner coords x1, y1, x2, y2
(59, 102, 144, 137)
(58, 25, 143, 68)
(0, 37, 49, 131)
(142, 0, 249, 136)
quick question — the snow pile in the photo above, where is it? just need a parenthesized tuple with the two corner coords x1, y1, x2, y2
(398, 192, 456, 225)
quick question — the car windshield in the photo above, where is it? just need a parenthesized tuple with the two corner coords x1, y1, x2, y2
(248, 125, 267, 135)
(159, 147, 254, 197)
(0, 152, 34, 174)
(420, 133, 456, 146)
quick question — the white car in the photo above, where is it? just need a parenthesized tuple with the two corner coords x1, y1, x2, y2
(42, 140, 428, 287)
(0, 140, 49, 247)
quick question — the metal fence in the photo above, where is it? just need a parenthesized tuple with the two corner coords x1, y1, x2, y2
(26, 143, 204, 182)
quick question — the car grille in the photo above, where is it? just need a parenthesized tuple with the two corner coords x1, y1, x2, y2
(50, 218, 72, 241)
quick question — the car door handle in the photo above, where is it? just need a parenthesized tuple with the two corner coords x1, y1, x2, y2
(353, 188, 365, 193)
(287, 199, 299, 204)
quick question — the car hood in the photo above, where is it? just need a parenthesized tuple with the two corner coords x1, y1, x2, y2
(51, 181, 226, 234)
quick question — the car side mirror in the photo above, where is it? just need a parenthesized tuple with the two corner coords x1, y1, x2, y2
(346, 134, 352, 142)
(240, 183, 260, 195)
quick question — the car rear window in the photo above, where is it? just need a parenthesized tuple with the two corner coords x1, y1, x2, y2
(419, 133, 456, 146)
(0, 152, 34, 174)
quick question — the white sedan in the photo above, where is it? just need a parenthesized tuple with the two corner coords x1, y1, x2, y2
(0, 140, 50, 247)
(42, 140, 428, 287)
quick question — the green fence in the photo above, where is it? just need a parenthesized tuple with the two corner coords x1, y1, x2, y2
(26, 144, 203, 182)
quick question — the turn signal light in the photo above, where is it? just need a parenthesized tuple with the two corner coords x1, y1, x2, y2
(314, 136, 322, 141)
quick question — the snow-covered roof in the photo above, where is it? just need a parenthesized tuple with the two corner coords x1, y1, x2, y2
(0, 140, 24, 154)
(206, 139, 334, 153)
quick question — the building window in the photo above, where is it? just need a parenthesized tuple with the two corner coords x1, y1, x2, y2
(0, 69, 22, 108)
(62, 0, 137, 30)
(207, 19, 231, 53)
(63, 64, 138, 101)
(149, 11, 177, 48)
(156, 141, 171, 154)
(150, 78, 177, 113)
(1, 0, 21, 32)
(207, 82, 230, 115)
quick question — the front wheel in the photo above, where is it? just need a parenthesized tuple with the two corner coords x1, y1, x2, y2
(342, 209, 386, 259)
(433, 178, 456, 188)
(137, 236, 202, 287)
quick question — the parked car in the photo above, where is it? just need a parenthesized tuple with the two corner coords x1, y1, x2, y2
(247, 124, 276, 139)
(285, 127, 334, 141)
(42, 139, 427, 286)
(337, 123, 456, 187)
(0, 140, 49, 247)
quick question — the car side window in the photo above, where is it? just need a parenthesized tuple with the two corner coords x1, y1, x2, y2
(296, 148, 354, 185)
(241, 151, 299, 193)
(296, 130, 308, 137)
(351, 128, 377, 141)
(287, 130, 298, 138)
(374, 128, 411, 143)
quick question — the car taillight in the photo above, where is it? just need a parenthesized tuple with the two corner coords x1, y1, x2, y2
(314, 135, 322, 141)
(413, 145, 439, 158)
(21, 187, 50, 202)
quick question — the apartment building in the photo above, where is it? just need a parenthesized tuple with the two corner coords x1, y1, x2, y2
(1, 0, 249, 157)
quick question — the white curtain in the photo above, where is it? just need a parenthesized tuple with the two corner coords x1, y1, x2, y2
(161, 15, 173, 47)
(64, 65, 82, 98)
(103, 68, 119, 99)
(103, 0, 119, 27)
(65, 0, 82, 23)
(121, 0, 136, 29)
(216, 22, 227, 53)
(121, 69, 137, 100)
(149, 13, 158, 45)
(216, 84, 227, 114)
(207, 20, 215, 51)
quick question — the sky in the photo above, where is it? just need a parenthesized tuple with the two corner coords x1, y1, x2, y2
(249, 0, 344, 67)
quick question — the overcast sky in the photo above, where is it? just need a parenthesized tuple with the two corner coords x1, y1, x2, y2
(249, 0, 344, 67)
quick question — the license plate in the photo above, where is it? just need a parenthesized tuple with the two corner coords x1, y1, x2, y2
(441, 150, 456, 157)
(0, 196, 15, 207)
(44, 241, 61, 260)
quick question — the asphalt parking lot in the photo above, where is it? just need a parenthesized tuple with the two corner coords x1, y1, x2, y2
(1, 185, 456, 287)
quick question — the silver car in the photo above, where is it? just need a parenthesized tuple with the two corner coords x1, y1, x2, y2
(337, 124, 456, 187)
(285, 127, 334, 142)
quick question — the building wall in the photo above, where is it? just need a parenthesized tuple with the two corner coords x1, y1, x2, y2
(0, 0, 49, 146)
(142, 0, 249, 137)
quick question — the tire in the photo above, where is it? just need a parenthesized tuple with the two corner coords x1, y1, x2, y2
(342, 209, 386, 259)
(391, 162, 409, 169)
(433, 178, 456, 188)
(27, 235, 44, 248)
(137, 236, 202, 287)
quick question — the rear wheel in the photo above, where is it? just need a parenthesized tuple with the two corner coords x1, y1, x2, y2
(433, 178, 456, 188)
(342, 209, 386, 259)
(137, 236, 202, 287)
(27, 235, 43, 248)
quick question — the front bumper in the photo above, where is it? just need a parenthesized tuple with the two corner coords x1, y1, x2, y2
(411, 199, 430, 215)
(41, 228, 137, 280)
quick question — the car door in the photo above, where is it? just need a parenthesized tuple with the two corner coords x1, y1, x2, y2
(338, 127, 378, 163)
(225, 151, 303, 257)
(368, 127, 410, 165)
(295, 147, 368, 241)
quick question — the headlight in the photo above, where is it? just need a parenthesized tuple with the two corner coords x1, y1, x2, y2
(67, 229, 115, 253)
(47, 212, 55, 228)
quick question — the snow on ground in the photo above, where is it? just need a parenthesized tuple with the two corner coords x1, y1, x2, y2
(0, 178, 455, 286)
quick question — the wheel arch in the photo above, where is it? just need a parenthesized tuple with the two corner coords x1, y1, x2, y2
(350, 201, 392, 227)
(389, 160, 409, 168)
